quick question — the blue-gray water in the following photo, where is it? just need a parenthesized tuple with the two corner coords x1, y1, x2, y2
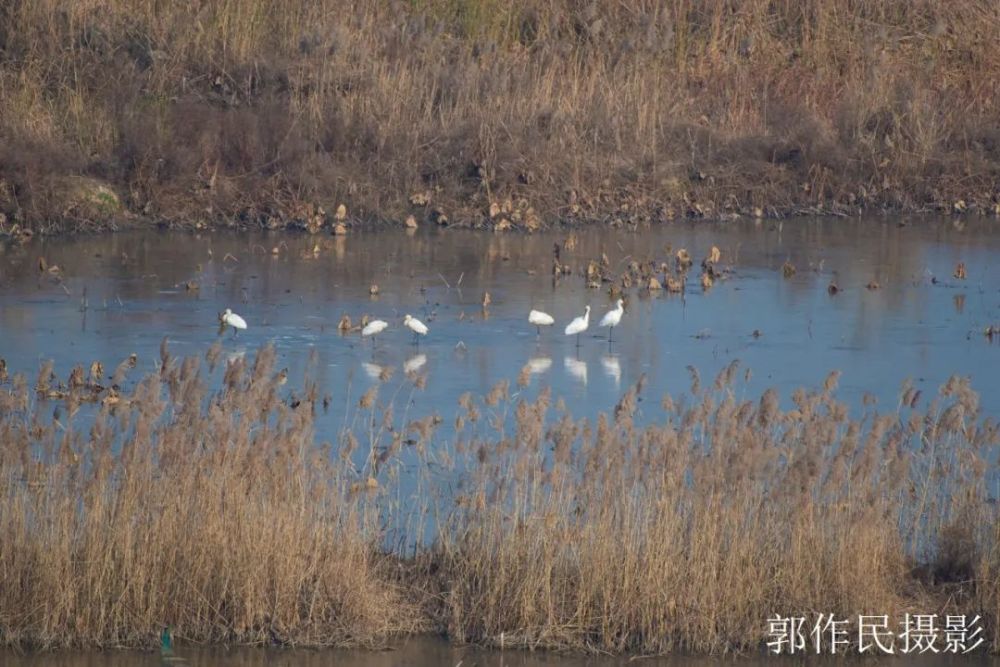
(1, 216, 997, 429)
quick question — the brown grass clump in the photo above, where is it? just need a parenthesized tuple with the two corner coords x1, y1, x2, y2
(1, 0, 999, 233)
(2, 346, 1000, 654)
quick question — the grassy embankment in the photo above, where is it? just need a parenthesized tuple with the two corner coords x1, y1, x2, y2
(1, 343, 998, 654)
(1, 0, 999, 236)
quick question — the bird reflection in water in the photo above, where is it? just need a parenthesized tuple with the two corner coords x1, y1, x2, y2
(564, 356, 588, 386)
(404, 354, 427, 375)
(527, 357, 552, 375)
(362, 361, 387, 381)
(601, 355, 621, 387)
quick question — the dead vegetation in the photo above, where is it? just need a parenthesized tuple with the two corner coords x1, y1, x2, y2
(436, 370, 1000, 654)
(0, 0, 998, 234)
(1, 343, 1000, 654)
(0, 344, 424, 649)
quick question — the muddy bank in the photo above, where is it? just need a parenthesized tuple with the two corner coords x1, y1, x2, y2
(1, 1, 999, 237)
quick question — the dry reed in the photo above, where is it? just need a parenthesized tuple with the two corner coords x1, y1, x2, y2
(1, 0, 998, 233)
(436, 370, 999, 653)
(1, 346, 999, 654)
(0, 344, 422, 649)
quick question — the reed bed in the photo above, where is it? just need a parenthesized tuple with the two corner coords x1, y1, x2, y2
(0, 345, 423, 649)
(1, 0, 998, 233)
(1, 345, 999, 654)
(438, 369, 999, 653)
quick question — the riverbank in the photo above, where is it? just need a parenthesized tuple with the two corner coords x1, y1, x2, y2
(1, 342, 998, 654)
(1, 0, 998, 236)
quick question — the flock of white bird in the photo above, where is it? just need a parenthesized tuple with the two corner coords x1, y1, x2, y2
(219, 299, 627, 346)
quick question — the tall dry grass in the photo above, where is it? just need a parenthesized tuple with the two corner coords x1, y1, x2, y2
(1, 346, 999, 653)
(0, 344, 423, 649)
(435, 368, 999, 653)
(0, 0, 998, 233)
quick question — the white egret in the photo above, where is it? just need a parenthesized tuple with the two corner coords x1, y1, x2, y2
(564, 356, 588, 386)
(219, 308, 247, 337)
(403, 314, 428, 344)
(528, 309, 555, 336)
(563, 306, 590, 347)
(361, 319, 388, 343)
(599, 299, 624, 341)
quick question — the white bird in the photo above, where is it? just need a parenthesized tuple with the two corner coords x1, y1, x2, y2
(564, 306, 590, 347)
(361, 319, 388, 342)
(528, 309, 555, 336)
(219, 308, 247, 337)
(564, 356, 588, 386)
(599, 299, 624, 341)
(403, 314, 428, 344)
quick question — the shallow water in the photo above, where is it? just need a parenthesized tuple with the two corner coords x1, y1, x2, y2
(1, 636, 996, 667)
(1, 216, 997, 427)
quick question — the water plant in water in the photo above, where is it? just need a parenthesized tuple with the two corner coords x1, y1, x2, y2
(0, 344, 998, 655)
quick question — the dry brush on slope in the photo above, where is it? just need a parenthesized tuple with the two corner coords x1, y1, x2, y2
(0, 0, 998, 235)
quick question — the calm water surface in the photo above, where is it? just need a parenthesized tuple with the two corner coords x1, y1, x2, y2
(1, 216, 997, 426)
